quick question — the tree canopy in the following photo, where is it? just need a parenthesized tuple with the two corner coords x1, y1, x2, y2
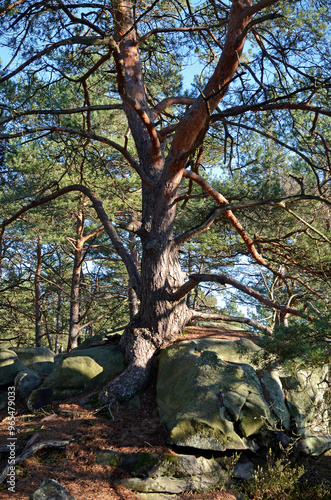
(0, 0, 330, 402)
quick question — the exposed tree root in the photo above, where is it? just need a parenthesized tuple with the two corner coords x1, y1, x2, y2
(98, 325, 157, 406)
(0, 439, 73, 484)
(98, 357, 155, 406)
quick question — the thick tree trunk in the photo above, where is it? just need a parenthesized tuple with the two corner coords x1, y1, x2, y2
(99, 184, 191, 404)
(99, 0, 255, 405)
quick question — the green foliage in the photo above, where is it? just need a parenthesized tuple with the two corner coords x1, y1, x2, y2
(0, 0, 330, 349)
(258, 311, 331, 366)
(239, 449, 331, 500)
(241, 450, 304, 499)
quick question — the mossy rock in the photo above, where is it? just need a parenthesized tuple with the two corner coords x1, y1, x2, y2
(36, 345, 125, 400)
(12, 347, 55, 374)
(157, 338, 330, 454)
(14, 370, 43, 400)
(0, 349, 29, 386)
(74, 325, 127, 350)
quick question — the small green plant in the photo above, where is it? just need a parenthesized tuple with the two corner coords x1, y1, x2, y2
(15, 465, 28, 478)
(217, 452, 241, 489)
(239, 449, 303, 500)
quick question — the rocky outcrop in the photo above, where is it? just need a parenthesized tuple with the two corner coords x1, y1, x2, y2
(0, 339, 125, 411)
(12, 347, 55, 375)
(0, 349, 44, 406)
(0, 349, 31, 386)
(157, 338, 330, 456)
(96, 449, 245, 498)
(27, 345, 125, 410)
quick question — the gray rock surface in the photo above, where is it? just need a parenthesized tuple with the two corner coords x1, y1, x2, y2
(14, 370, 42, 400)
(0, 391, 8, 411)
(27, 387, 53, 412)
(28, 345, 125, 406)
(96, 449, 228, 496)
(0, 349, 29, 386)
(12, 347, 55, 374)
(29, 479, 76, 499)
(157, 338, 330, 454)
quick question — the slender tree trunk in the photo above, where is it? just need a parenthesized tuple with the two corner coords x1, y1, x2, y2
(34, 236, 42, 347)
(55, 289, 62, 354)
(43, 311, 53, 351)
(68, 208, 84, 350)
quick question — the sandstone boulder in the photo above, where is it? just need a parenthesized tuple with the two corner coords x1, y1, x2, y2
(96, 449, 229, 496)
(0, 349, 29, 386)
(28, 345, 125, 408)
(14, 370, 43, 400)
(12, 346, 55, 375)
(157, 338, 329, 454)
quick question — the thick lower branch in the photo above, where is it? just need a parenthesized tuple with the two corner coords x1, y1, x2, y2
(170, 273, 301, 317)
(181, 170, 269, 266)
(191, 310, 272, 335)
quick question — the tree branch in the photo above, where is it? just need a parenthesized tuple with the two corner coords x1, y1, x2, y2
(246, 0, 281, 16)
(0, 0, 25, 17)
(276, 203, 331, 244)
(0, 104, 123, 126)
(163, 0, 256, 182)
(237, 12, 283, 43)
(214, 118, 322, 174)
(0, 126, 152, 187)
(190, 311, 273, 335)
(170, 273, 301, 317)
(179, 170, 269, 267)
(0, 35, 117, 84)
(136, 23, 228, 45)
(152, 97, 195, 119)
(213, 102, 331, 120)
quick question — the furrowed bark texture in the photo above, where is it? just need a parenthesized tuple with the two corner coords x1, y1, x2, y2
(100, 0, 259, 403)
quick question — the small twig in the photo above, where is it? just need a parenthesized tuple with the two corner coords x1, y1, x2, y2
(108, 404, 114, 421)
(93, 405, 108, 415)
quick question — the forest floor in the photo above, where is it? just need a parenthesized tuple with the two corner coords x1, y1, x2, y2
(0, 326, 330, 500)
